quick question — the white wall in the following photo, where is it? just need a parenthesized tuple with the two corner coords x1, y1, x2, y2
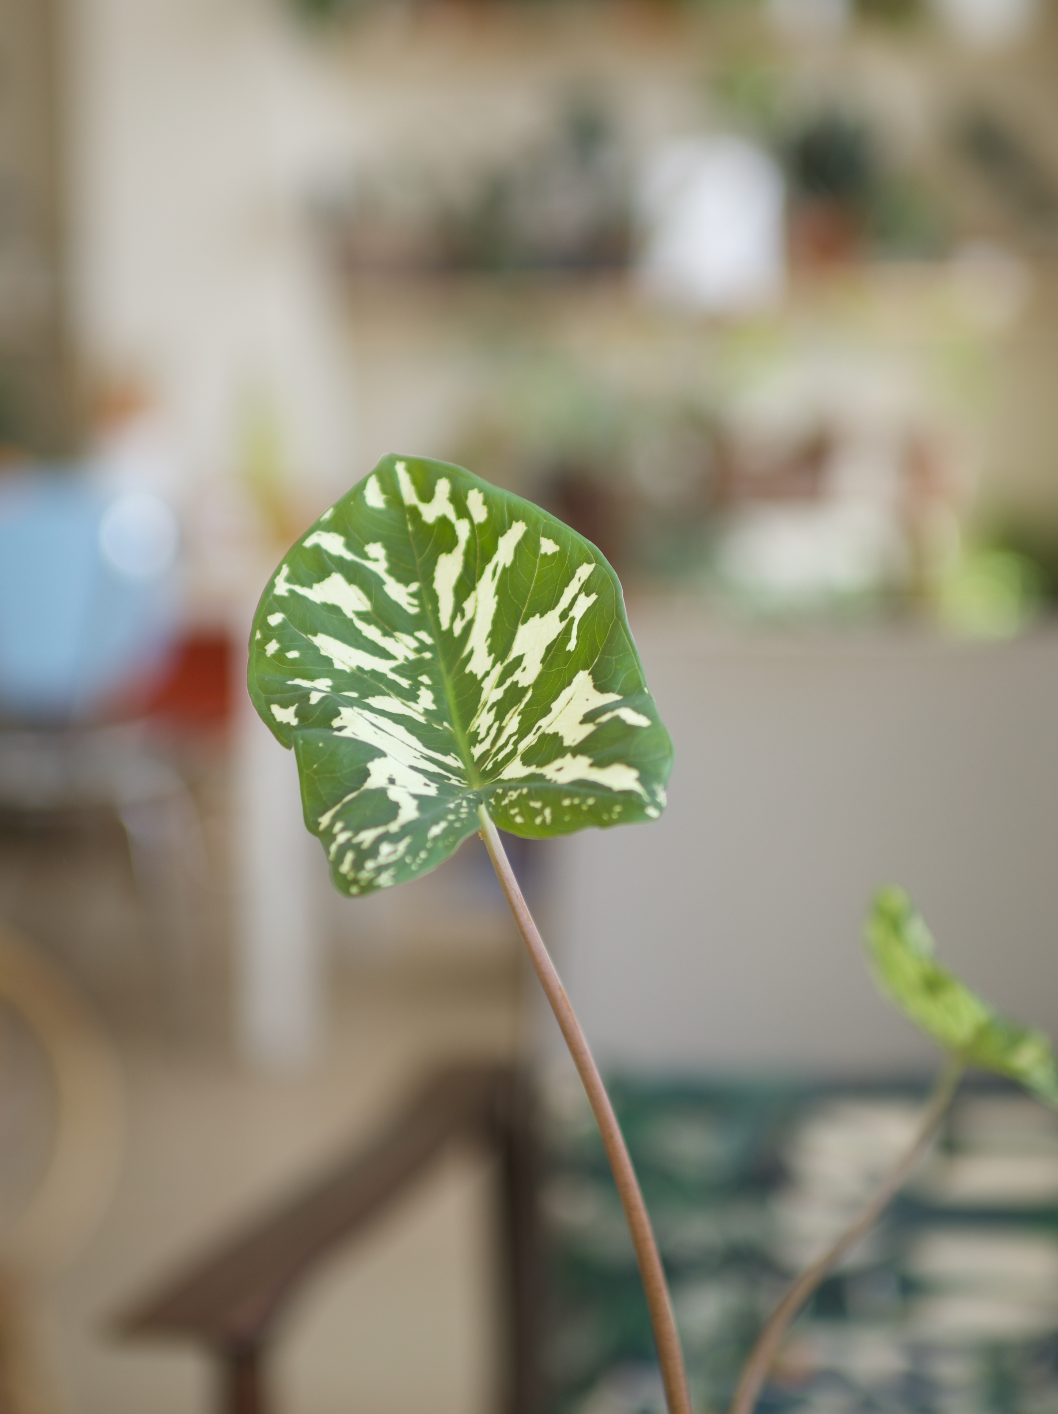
(62, 0, 357, 515)
(552, 610, 1058, 1077)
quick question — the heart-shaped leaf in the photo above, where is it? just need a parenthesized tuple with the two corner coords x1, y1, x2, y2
(867, 887, 1058, 1103)
(248, 454, 673, 895)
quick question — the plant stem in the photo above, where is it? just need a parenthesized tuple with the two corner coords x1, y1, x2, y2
(477, 804, 693, 1414)
(728, 1055, 965, 1414)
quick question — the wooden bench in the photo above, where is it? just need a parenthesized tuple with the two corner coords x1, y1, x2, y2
(117, 1063, 541, 1414)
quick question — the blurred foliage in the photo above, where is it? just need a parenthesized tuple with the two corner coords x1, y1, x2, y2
(868, 888, 1058, 1103)
(855, 0, 923, 26)
(931, 515, 1058, 639)
(286, 0, 354, 20)
(783, 112, 945, 258)
(985, 519, 1058, 606)
(438, 94, 629, 270)
(452, 351, 722, 584)
(287, 0, 929, 18)
(936, 543, 1045, 640)
(955, 109, 1058, 250)
(787, 114, 877, 212)
(317, 91, 630, 271)
(285, 0, 368, 20)
(710, 62, 786, 142)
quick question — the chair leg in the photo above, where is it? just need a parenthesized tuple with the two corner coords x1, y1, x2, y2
(220, 1345, 266, 1414)
(119, 783, 209, 1037)
(497, 1074, 544, 1414)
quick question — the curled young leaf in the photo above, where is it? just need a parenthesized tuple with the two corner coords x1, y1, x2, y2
(867, 887, 1058, 1104)
(248, 455, 673, 895)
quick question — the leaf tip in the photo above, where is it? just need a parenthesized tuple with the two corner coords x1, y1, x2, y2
(867, 885, 936, 962)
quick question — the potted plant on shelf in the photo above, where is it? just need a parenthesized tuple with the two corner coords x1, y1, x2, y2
(248, 452, 1058, 1414)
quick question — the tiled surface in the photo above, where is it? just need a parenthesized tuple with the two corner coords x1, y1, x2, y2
(542, 1078, 1058, 1414)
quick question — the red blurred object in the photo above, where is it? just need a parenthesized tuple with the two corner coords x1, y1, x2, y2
(143, 630, 233, 727)
(789, 201, 863, 268)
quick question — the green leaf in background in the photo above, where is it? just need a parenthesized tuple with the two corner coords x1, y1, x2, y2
(248, 454, 673, 896)
(867, 887, 1058, 1103)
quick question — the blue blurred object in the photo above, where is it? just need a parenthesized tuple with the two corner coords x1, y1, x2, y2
(0, 469, 205, 1036)
(0, 470, 180, 721)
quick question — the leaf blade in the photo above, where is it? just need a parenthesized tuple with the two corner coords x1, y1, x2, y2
(866, 887, 1058, 1104)
(249, 454, 673, 894)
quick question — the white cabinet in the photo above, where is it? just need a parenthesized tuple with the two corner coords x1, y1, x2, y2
(553, 610, 1058, 1074)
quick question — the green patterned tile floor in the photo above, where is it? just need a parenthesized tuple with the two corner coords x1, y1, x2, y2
(541, 1075, 1058, 1414)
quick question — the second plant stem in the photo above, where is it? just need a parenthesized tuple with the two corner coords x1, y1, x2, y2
(727, 1054, 965, 1414)
(477, 804, 693, 1414)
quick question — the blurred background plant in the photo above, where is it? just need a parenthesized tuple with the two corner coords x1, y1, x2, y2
(273, 0, 1058, 638)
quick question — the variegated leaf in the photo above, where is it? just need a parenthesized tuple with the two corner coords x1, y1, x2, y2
(867, 887, 1058, 1104)
(248, 454, 673, 896)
